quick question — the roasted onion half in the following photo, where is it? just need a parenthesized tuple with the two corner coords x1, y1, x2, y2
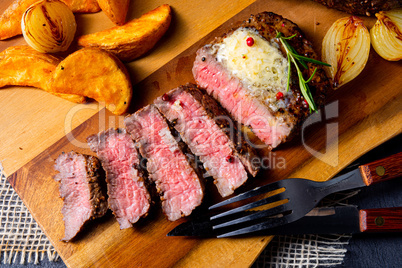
(21, 0, 77, 53)
(322, 16, 370, 89)
(370, 8, 402, 61)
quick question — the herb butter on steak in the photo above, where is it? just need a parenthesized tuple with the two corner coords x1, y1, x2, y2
(193, 12, 331, 149)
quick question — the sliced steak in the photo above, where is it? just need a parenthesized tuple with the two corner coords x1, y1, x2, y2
(87, 128, 151, 229)
(54, 151, 108, 241)
(193, 12, 331, 149)
(124, 105, 204, 221)
(312, 0, 401, 16)
(154, 83, 259, 197)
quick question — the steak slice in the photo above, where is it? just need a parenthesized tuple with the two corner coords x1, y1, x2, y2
(154, 83, 259, 197)
(54, 151, 108, 241)
(193, 12, 331, 149)
(87, 128, 151, 229)
(124, 105, 204, 221)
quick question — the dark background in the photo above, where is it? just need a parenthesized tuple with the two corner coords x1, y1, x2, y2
(340, 133, 402, 268)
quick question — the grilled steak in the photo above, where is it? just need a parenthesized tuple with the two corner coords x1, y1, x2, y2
(312, 0, 401, 16)
(193, 12, 331, 149)
(54, 151, 108, 241)
(154, 83, 259, 197)
(124, 105, 204, 221)
(87, 128, 151, 229)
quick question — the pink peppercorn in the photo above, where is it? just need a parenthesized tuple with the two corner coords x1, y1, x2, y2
(162, 93, 169, 101)
(246, 37, 254, 46)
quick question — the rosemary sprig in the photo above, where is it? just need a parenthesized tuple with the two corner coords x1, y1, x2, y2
(276, 32, 330, 112)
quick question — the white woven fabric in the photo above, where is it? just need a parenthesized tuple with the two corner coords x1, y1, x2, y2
(253, 234, 351, 267)
(0, 163, 58, 264)
(253, 191, 360, 267)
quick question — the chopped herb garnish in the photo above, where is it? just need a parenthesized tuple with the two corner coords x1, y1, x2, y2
(276, 31, 330, 112)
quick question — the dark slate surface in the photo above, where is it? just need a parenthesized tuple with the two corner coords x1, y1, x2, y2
(339, 133, 402, 268)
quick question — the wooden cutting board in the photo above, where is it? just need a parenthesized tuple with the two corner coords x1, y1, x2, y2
(5, 0, 402, 267)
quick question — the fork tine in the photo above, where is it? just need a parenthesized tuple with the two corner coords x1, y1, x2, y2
(217, 214, 290, 238)
(213, 203, 290, 229)
(210, 191, 286, 220)
(209, 181, 282, 210)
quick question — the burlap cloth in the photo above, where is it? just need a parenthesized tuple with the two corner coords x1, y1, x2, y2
(0, 162, 351, 267)
(0, 163, 59, 265)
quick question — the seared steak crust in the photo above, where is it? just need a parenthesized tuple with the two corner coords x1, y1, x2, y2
(54, 151, 108, 241)
(193, 12, 331, 148)
(312, 0, 401, 16)
(85, 156, 108, 217)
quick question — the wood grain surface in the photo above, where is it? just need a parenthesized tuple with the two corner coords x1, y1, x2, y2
(360, 207, 402, 233)
(359, 152, 402, 185)
(2, 0, 402, 267)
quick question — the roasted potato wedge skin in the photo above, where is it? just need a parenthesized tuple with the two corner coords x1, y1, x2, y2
(97, 0, 130, 25)
(49, 48, 132, 115)
(62, 0, 101, 13)
(0, 0, 100, 40)
(77, 4, 172, 62)
(0, 46, 86, 103)
(0, 0, 34, 40)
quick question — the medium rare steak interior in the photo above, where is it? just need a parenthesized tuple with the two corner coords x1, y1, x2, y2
(193, 12, 330, 149)
(155, 83, 259, 197)
(54, 151, 108, 241)
(124, 105, 204, 221)
(87, 128, 151, 229)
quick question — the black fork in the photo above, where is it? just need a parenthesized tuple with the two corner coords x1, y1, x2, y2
(209, 152, 402, 237)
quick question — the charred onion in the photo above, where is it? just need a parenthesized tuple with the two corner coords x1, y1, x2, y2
(21, 0, 76, 53)
(322, 16, 370, 89)
(370, 8, 402, 61)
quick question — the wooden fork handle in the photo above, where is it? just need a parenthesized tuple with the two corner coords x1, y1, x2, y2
(359, 152, 402, 186)
(360, 207, 402, 233)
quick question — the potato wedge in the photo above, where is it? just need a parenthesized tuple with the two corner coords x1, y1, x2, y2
(77, 4, 172, 62)
(62, 0, 100, 13)
(0, 46, 86, 103)
(49, 48, 132, 115)
(97, 0, 130, 25)
(0, 0, 100, 40)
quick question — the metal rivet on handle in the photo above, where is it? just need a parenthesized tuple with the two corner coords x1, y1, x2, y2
(375, 166, 385, 176)
(375, 216, 385, 226)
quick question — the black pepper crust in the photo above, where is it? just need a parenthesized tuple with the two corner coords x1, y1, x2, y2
(211, 12, 332, 141)
(84, 155, 109, 218)
(312, 0, 401, 16)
